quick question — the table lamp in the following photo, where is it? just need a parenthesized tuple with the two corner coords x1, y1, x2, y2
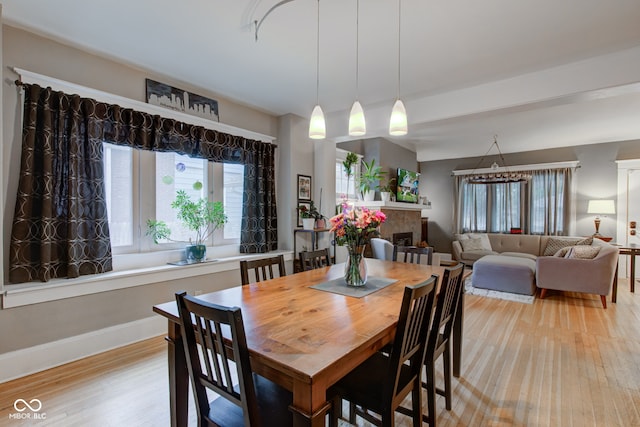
(587, 199, 615, 237)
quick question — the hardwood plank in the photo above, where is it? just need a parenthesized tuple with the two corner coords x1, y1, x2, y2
(2, 280, 639, 426)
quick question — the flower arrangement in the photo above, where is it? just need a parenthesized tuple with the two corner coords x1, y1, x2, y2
(329, 206, 387, 247)
(329, 206, 386, 286)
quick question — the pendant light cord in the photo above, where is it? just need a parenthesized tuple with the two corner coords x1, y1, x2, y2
(397, 0, 402, 99)
(355, 0, 360, 99)
(316, 0, 320, 105)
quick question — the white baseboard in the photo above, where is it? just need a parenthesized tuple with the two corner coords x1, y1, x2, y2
(0, 316, 166, 384)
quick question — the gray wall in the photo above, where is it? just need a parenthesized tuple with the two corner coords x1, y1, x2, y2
(0, 25, 281, 353)
(420, 140, 640, 253)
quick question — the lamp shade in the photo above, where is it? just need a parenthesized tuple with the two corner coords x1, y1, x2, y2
(587, 199, 615, 215)
(348, 101, 366, 136)
(389, 99, 408, 136)
(308, 105, 326, 139)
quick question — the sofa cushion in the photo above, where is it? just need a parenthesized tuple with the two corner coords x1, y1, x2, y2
(460, 250, 498, 262)
(460, 238, 485, 251)
(500, 251, 537, 261)
(542, 237, 582, 256)
(565, 245, 601, 259)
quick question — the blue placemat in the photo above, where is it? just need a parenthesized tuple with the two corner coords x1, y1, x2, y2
(310, 276, 398, 298)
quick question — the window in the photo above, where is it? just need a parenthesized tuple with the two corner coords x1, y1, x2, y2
(457, 168, 572, 235)
(103, 145, 243, 254)
(104, 144, 133, 247)
(335, 149, 361, 202)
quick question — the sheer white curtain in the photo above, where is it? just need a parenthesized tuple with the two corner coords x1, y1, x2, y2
(455, 167, 573, 235)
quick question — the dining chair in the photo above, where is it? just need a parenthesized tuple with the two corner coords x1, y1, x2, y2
(420, 262, 465, 426)
(299, 248, 331, 271)
(393, 245, 434, 265)
(175, 291, 293, 427)
(239, 254, 286, 285)
(328, 275, 439, 427)
(370, 237, 394, 261)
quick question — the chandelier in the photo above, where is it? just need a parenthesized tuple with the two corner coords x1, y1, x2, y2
(465, 136, 532, 184)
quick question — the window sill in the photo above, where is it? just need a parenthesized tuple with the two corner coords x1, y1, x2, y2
(2, 250, 293, 309)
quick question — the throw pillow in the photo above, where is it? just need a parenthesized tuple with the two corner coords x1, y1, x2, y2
(467, 233, 492, 251)
(543, 237, 581, 256)
(553, 246, 574, 257)
(577, 236, 593, 246)
(564, 246, 601, 259)
(460, 237, 485, 251)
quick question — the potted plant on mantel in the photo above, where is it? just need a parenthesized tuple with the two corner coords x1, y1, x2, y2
(378, 177, 396, 202)
(359, 158, 386, 202)
(146, 190, 228, 263)
(342, 151, 359, 200)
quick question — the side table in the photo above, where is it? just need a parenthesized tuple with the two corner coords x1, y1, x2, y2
(293, 228, 336, 272)
(611, 243, 640, 303)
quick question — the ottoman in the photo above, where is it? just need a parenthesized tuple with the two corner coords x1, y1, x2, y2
(472, 255, 536, 295)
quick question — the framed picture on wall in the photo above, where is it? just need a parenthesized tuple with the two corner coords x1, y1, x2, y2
(297, 174, 312, 201)
(297, 201, 311, 227)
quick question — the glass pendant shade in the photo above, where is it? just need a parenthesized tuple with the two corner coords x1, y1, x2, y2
(348, 101, 366, 136)
(309, 104, 326, 139)
(389, 99, 408, 135)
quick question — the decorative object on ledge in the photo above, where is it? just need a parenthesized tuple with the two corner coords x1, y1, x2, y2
(145, 78, 219, 122)
(587, 199, 615, 237)
(465, 135, 532, 184)
(359, 158, 385, 202)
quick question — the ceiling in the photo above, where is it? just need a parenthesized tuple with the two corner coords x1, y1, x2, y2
(3, 0, 640, 161)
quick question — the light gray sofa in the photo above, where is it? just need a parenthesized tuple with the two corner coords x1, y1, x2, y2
(453, 233, 619, 307)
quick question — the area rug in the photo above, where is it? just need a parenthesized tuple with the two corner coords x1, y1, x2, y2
(464, 276, 535, 304)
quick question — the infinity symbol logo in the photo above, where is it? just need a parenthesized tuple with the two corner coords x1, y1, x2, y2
(14, 399, 42, 412)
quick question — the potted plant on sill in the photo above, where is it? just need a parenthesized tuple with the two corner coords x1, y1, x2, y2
(378, 177, 396, 202)
(298, 201, 323, 230)
(146, 190, 228, 263)
(359, 158, 386, 202)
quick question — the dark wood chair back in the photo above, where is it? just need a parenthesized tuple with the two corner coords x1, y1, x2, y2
(422, 262, 465, 425)
(393, 245, 434, 265)
(175, 291, 259, 426)
(299, 248, 331, 271)
(240, 254, 286, 285)
(176, 291, 293, 427)
(329, 275, 438, 426)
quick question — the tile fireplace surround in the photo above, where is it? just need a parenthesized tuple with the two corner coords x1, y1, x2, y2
(353, 201, 427, 246)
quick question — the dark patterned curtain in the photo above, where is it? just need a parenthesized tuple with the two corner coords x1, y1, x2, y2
(10, 85, 113, 283)
(10, 83, 278, 283)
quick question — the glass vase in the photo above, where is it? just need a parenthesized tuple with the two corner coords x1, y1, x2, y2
(344, 245, 368, 287)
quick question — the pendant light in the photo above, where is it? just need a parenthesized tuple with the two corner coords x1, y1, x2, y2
(349, 0, 366, 136)
(309, 0, 326, 139)
(389, 0, 408, 136)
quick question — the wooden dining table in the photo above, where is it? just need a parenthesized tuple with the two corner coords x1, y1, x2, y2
(153, 259, 467, 427)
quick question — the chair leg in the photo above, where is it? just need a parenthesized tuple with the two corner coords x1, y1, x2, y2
(348, 401, 356, 423)
(443, 346, 452, 410)
(539, 288, 547, 299)
(411, 377, 422, 427)
(422, 361, 437, 427)
(600, 295, 607, 309)
(329, 395, 342, 427)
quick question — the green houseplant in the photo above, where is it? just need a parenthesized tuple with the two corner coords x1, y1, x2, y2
(359, 158, 386, 201)
(146, 190, 228, 263)
(378, 177, 396, 202)
(342, 152, 359, 199)
(297, 201, 322, 229)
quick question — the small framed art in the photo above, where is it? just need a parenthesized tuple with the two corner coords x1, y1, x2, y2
(297, 174, 312, 201)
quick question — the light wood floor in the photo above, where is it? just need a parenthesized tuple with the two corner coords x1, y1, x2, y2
(2, 280, 640, 426)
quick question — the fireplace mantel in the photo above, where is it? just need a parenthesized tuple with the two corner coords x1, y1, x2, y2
(353, 201, 427, 212)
